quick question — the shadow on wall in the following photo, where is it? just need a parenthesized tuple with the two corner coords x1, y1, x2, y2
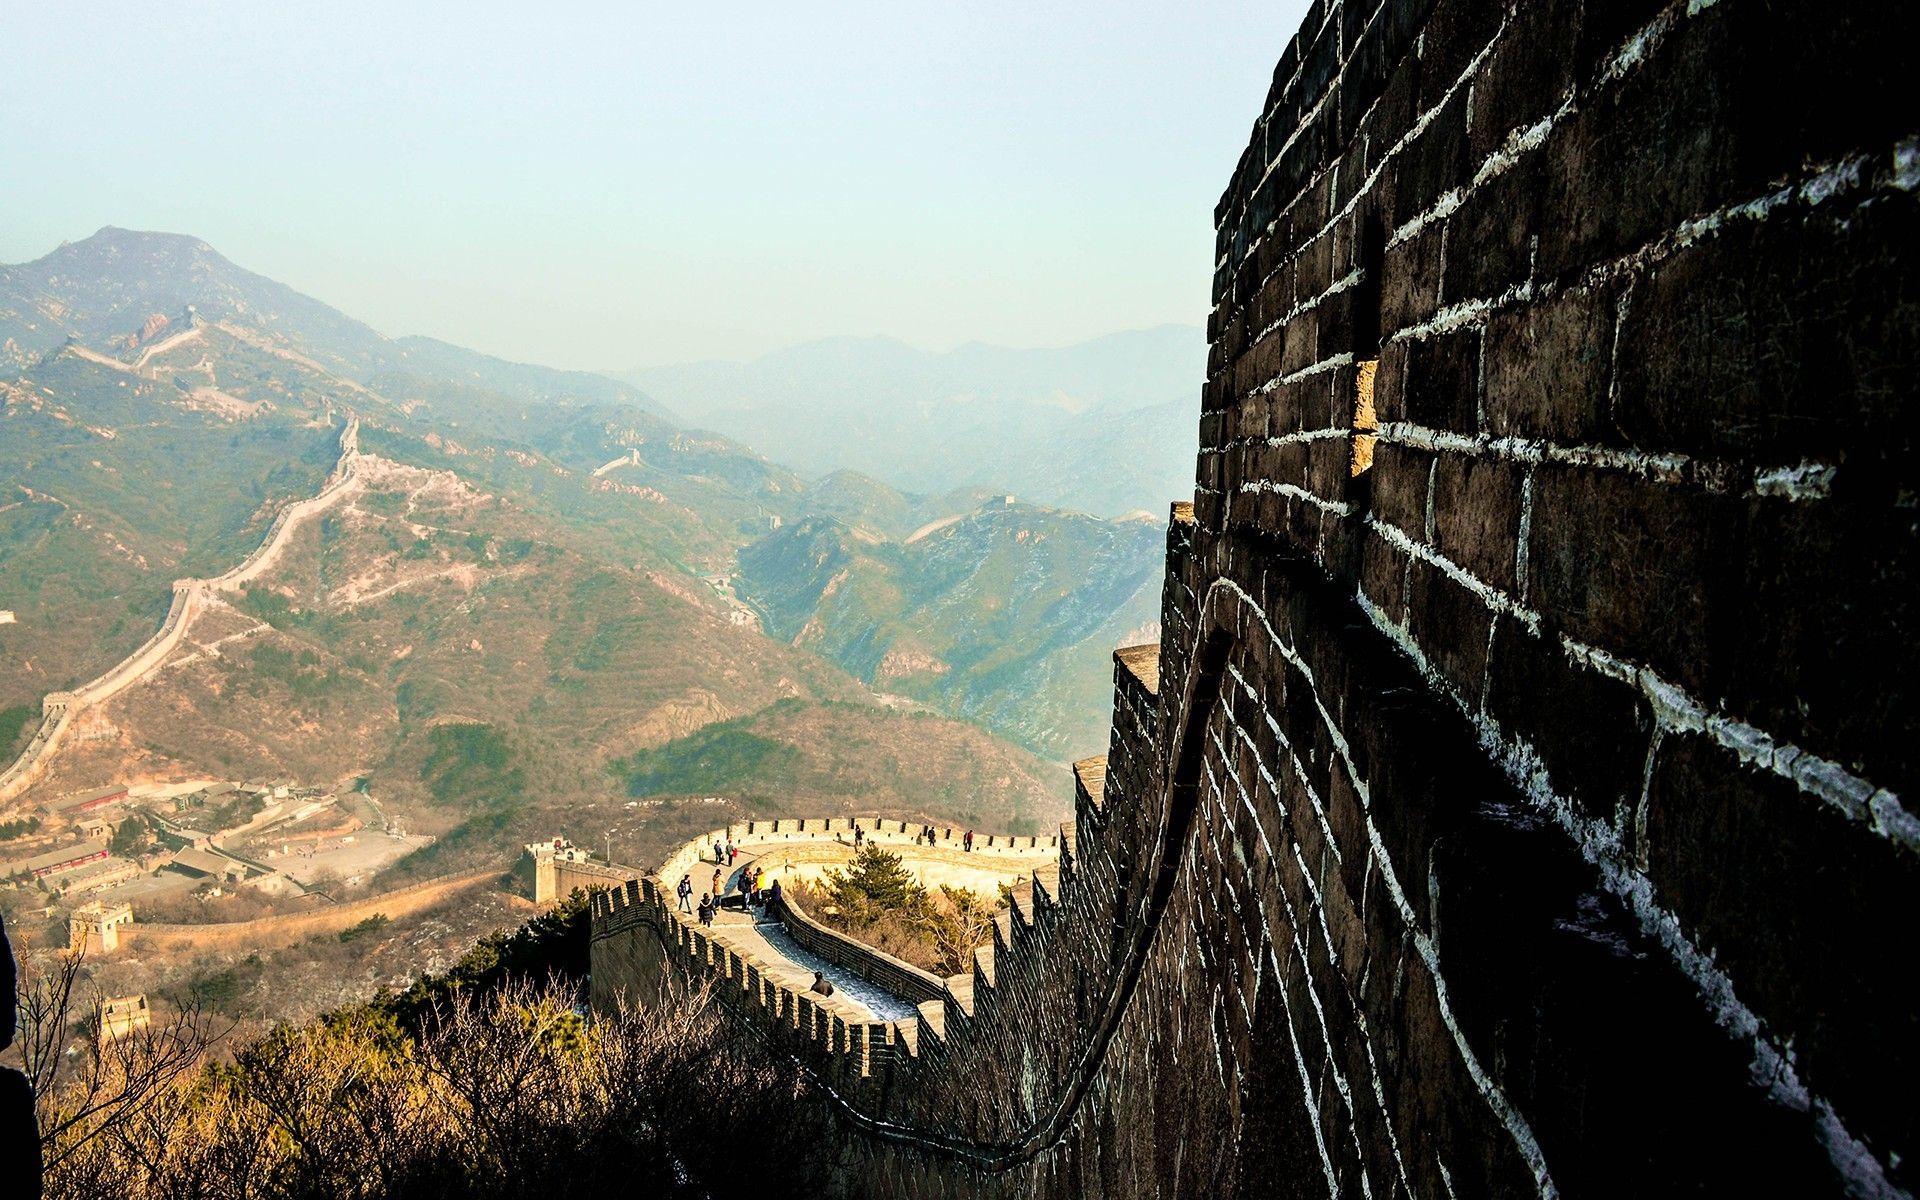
(2, 912, 45, 1198)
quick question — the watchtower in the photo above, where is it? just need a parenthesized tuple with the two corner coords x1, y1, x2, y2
(69, 900, 134, 954)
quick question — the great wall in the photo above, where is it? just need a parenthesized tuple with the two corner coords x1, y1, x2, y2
(108, 868, 493, 954)
(0, 412, 362, 805)
(587, 0, 1918, 1195)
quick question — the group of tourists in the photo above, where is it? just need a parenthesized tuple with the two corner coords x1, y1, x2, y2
(677, 842, 788, 930)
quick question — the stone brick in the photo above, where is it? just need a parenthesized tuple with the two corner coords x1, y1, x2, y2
(1723, 493, 1920, 802)
(1368, 441, 1431, 534)
(1525, 464, 1744, 696)
(1432, 808, 1836, 1196)
(1612, 194, 1920, 467)
(1465, 0, 1579, 163)
(1438, 149, 1543, 304)
(1417, 0, 1503, 107)
(1538, 1, 1912, 280)
(1643, 735, 1920, 1169)
(1396, 324, 1480, 432)
(1359, 527, 1410, 625)
(1483, 614, 1654, 825)
(1305, 434, 1351, 499)
(1404, 557, 1494, 696)
(1386, 89, 1468, 231)
(1363, 53, 1423, 178)
(1481, 279, 1619, 443)
(1380, 222, 1442, 335)
(1429, 452, 1521, 593)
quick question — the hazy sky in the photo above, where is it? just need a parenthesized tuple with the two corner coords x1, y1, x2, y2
(2, 2, 1308, 368)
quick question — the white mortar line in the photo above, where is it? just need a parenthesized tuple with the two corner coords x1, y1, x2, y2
(1376, 422, 1838, 502)
(1349, 586, 1907, 1198)
(1222, 690, 1419, 1199)
(1207, 736, 1381, 1199)
(1212, 578, 1560, 1197)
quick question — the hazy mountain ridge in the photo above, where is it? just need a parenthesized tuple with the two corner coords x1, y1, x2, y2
(619, 327, 1204, 517)
(1, 227, 672, 421)
(0, 281, 1070, 862)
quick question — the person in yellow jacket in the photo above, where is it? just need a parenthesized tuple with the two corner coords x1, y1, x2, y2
(752, 866, 768, 904)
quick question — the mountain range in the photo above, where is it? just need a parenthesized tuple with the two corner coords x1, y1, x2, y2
(0, 229, 1190, 874)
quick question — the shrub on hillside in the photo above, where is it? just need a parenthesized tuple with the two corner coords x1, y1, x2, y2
(25, 892, 831, 1200)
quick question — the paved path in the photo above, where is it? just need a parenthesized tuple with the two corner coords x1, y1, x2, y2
(681, 849, 922, 1023)
(690, 906, 919, 1023)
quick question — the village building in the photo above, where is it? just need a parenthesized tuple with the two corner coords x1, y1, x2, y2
(48, 785, 127, 816)
(170, 846, 248, 883)
(0, 840, 110, 881)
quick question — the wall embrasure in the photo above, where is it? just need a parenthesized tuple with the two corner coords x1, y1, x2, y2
(590, 1, 1917, 1195)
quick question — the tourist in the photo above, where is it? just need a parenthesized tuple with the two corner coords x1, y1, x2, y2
(964, 829, 974, 853)
(698, 893, 714, 926)
(753, 866, 767, 904)
(711, 868, 723, 905)
(767, 877, 783, 913)
(676, 874, 694, 913)
(854, 823, 864, 848)
(810, 971, 835, 998)
(726, 840, 737, 865)
(713, 839, 724, 864)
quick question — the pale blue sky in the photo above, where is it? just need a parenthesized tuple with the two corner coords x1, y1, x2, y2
(2, 2, 1308, 367)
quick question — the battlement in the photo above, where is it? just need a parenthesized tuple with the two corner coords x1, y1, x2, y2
(591, 815, 1072, 1095)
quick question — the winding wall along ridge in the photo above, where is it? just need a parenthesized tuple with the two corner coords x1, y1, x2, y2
(116, 868, 494, 953)
(0, 414, 361, 805)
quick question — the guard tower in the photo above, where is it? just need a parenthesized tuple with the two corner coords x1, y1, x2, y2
(69, 900, 134, 954)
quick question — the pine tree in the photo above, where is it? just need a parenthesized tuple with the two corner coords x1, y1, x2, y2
(824, 844, 925, 920)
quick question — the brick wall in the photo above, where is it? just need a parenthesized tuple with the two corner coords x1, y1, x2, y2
(589, 1, 1916, 1194)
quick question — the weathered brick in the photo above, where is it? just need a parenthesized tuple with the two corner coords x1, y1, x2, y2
(1722, 493, 1920, 802)
(1484, 614, 1655, 824)
(1360, 526, 1411, 624)
(1405, 557, 1494, 695)
(1644, 735, 1920, 1166)
(1438, 149, 1543, 304)
(1465, 0, 1579, 163)
(1417, 0, 1503, 105)
(1386, 89, 1469, 230)
(1363, 53, 1424, 177)
(1481, 280, 1619, 443)
(1398, 325, 1480, 432)
(1429, 452, 1521, 592)
(1368, 441, 1432, 534)
(1612, 195, 1920, 466)
(1380, 222, 1442, 334)
(1526, 465, 1745, 696)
